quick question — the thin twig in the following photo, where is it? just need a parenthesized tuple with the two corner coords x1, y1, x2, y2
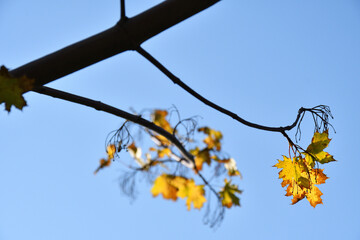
(136, 46, 305, 132)
(120, 0, 127, 21)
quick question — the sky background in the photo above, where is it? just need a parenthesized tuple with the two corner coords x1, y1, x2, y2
(1, 0, 360, 239)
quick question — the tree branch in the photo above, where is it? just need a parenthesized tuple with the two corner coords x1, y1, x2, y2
(136, 46, 306, 133)
(120, 0, 126, 21)
(34, 86, 195, 168)
(9, 0, 220, 88)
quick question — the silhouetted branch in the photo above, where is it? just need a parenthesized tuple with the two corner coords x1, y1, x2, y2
(34, 86, 195, 168)
(136, 46, 307, 133)
(9, 0, 220, 88)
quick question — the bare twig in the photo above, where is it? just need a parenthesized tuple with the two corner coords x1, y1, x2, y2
(120, 0, 126, 21)
(34, 86, 195, 168)
(136, 46, 306, 133)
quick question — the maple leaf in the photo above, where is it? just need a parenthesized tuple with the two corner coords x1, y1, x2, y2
(94, 144, 116, 174)
(275, 155, 329, 207)
(198, 127, 223, 151)
(305, 130, 336, 166)
(190, 147, 211, 171)
(219, 179, 242, 208)
(151, 174, 207, 210)
(305, 185, 323, 207)
(274, 156, 310, 189)
(151, 110, 173, 133)
(176, 179, 206, 210)
(285, 182, 324, 207)
(0, 65, 34, 112)
(151, 174, 179, 200)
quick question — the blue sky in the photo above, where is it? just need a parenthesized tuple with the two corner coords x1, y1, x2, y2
(1, 0, 360, 239)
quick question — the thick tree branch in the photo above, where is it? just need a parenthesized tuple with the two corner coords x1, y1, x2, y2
(34, 86, 195, 168)
(136, 46, 306, 132)
(9, 0, 220, 88)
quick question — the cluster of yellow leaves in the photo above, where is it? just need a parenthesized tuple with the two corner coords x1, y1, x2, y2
(94, 144, 116, 174)
(198, 127, 223, 151)
(95, 110, 242, 210)
(0, 65, 34, 112)
(274, 131, 335, 207)
(190, 126, 241, 178)
(151, 174, 206, 210)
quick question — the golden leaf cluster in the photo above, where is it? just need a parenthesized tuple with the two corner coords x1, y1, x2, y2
(274, 131, 335, 207)
(151, 174, 206, 210)
(95, 109, 242, 211)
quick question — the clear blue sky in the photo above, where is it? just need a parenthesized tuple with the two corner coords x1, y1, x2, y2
(1, 0, 359, 239)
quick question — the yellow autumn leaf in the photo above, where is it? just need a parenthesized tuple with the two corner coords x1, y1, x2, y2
(219, 179, 242, 208)
(275, 155, 329, 207)
(305, 130, 336, 166)
(177, 179, 206, 210)
(151, 174, 179, 201)
(151, 110, 173, 133)
(274, 156, 310, 189)
(198, 127, 223, 151)
(305, 185, 323, 207)
(94, 144, 116, 174)
(151, 174, 207, 210)
(190, 147, 211, 171)
(107, 144, 116, 159)
(0, 65, 34, 112)
(285, 182, 324, 207)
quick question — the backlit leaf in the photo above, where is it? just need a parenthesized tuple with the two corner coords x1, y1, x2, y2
(177, 179, 206, 210)
(190, 147, 211, 171)
(151, 174, 179, 201)
(219, 179, 242, 208)
(275, 154, 329, 207)
(0, 65, 34, 112)
(305, 130, 336, 166)
(94, 144, 116, 174)
(152, 110, 173, 133)
(151, 174, 207, 210)
(198, 127, 223, 151)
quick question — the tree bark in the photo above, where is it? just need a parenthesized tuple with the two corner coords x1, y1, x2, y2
(9, 0, 220, 88)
